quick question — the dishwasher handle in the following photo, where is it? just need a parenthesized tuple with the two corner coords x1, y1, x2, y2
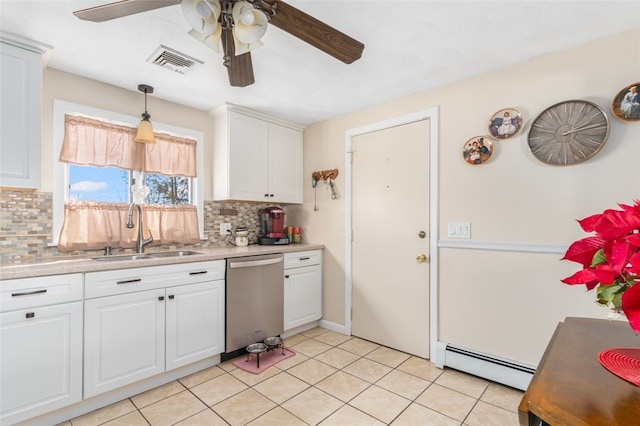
(228, 256, 283, 269)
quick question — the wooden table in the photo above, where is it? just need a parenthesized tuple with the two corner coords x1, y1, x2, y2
(519, 317, 640, 426)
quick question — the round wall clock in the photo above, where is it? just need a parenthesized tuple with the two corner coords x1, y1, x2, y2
(528, 100, 610, 166)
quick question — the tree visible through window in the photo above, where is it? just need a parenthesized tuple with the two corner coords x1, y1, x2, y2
(145, 174, 190, 205)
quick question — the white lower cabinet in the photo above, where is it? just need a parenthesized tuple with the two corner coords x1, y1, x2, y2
(84, 261, 225, 398)
(0, 274, 83, 425)
(166, 281, 225, 370)
(84, 289, 166, 398)
(284, 250, 323, 331)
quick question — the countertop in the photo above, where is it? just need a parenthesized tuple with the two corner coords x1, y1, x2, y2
(0, 244, 324, 280)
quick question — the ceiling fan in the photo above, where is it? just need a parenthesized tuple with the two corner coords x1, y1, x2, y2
(73, 0, 365, 87)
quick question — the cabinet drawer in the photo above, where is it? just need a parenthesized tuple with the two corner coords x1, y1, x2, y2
(85, 260, 225, 299)
(0, 274, 83, 312)
(284, 250, 322, 269)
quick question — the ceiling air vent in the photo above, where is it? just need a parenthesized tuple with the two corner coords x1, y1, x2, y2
(146, 45, 203, 74)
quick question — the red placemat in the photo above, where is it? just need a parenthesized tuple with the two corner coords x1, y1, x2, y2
(598, 348, 640, 387)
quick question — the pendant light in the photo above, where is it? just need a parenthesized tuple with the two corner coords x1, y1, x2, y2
(135, 84, 155, 144)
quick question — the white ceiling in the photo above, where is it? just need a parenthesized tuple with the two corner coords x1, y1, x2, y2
(1, 1, 639, 126)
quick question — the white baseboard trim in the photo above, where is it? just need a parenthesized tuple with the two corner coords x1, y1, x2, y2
(318, 319, 347, 335)
(16, 356, 220, 426)
(281, 321, 320, 339)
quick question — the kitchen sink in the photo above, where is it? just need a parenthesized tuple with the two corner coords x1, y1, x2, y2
(147, 250, 201, 258)
(92, 254, 152, 262)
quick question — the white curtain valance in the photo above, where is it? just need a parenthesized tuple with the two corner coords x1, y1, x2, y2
(60, 114, 197, 177)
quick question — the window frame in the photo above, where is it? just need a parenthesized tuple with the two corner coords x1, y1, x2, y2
(52, 99, 205, 246)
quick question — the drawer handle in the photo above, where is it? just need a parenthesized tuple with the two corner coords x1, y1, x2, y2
(117, 278, 142, 285)
(189, 271, 207, 275)
(158, 296, 165, 301)
(11, 289, 47, 297)
(26, 312, 35, 319)
(168, 295, 175, 299)
(299, 257, 310, 261)
(285, 275, 290, 278)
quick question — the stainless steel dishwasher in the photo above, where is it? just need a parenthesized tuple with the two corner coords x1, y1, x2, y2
(224, 253, 284, 358)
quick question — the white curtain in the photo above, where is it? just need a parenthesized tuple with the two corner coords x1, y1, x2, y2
(57, 114, 200, 252)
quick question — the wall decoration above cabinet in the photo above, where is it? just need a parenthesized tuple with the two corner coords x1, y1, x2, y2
(528, 100, 609, 166)
(611, 82, 640, 122)
(488, 108, 524, 140)
(211, 104, 304, 204)
(462, 136, 493, 165)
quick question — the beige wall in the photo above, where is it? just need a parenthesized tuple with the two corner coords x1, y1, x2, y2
(41, 69, 213, 197)
(287, 29, 640, 366)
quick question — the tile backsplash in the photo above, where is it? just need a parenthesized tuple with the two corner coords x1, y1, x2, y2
(0, 189, 283, 262)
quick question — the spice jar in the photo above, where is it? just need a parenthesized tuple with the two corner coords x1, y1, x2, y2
(293, 227, 301, 244)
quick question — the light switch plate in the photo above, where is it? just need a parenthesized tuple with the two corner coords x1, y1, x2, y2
(448, 222, 471, 238)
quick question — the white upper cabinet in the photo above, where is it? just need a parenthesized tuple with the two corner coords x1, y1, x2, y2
(212, 104, 304, 204)
(0, 33, 50, 189)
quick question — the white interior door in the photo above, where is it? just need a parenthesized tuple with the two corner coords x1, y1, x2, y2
(351, 118, 430, 358)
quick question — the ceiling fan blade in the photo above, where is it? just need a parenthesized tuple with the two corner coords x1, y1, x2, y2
(73, 0, 180, 22)
(221, 27, 255, 87)
(265, 0, 364, 64)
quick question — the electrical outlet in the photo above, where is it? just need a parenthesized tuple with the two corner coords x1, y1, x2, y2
(219, 222, 232, 235)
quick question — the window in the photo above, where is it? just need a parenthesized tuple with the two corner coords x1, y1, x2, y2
(53, 100, 205, 248)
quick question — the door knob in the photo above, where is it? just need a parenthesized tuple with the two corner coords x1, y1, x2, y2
(416, 253, 429, 263)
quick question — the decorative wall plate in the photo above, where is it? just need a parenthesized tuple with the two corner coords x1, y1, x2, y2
(611, 82, 640, 122)
(528, 100, 609, 166)
(462, 136, 493, 165)
(488, 108, 523, 140)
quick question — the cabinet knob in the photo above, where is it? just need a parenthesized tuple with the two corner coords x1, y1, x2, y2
(158, 296, 165, 301)
(285, 275, 290, 278)
(168, 295, 175, 299)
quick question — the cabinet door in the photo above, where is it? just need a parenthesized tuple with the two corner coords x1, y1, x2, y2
(268, 123, 303, 204)
(284, 264, 322, 330)
(228, 112, 269, 201)
(0, 42, 41, 189)
(165, 280, 225, 370)
(84, 289, 165, 398)
(1, 302, 82, 425)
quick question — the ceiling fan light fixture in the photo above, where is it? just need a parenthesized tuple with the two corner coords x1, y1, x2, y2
(232, 1, 268, 45)
(135, 84, 156, 144)
(189, 27, 222, 53)
(182, 0, 221, 35)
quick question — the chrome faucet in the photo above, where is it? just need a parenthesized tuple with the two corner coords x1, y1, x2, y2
(126, 202, 153, 253)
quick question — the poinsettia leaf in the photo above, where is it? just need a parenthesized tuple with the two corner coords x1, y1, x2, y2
(561, 237, 606, 267)
(595, 210, 640, 240)
(596, 283, 623, 306)
(577, 214, 603, 233)
(591, 249, 606, 267)
(561, 268, 599, 290)
(610, 240, 631, 274)
(627, 251, 640, 276)
(627, 233, 640, 247)
(621, 284, 640, 333)
(593, 265, 617, 284)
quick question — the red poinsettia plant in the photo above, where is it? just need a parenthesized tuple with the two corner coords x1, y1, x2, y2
(561, 200, 640, 333)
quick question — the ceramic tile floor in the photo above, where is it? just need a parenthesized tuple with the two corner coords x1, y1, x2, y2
(58, 327, 524, 425)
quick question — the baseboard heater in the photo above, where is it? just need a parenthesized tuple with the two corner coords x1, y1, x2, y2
(441, 344, 536, 391)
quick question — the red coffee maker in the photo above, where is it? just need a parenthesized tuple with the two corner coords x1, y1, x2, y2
(258, 206, 289, 245)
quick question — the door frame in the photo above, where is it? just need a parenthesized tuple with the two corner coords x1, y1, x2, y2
(344, 107, 439, 360)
